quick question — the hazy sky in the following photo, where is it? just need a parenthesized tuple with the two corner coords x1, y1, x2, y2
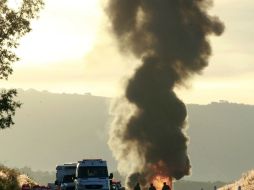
(1, 0, 254, 104)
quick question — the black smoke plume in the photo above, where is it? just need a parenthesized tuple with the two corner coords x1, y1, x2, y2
(106, 0, 224, 188)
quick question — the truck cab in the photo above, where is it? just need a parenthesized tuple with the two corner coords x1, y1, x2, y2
(75, 159, 109, 190)
(56, 163, 77, 190)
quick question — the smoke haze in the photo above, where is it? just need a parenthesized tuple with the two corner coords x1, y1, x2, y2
(106, 0, 224, 188)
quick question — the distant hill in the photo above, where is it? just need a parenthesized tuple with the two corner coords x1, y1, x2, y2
(0, 89, 114, 172)
(0, 89, 253, 183)
(187, 102, 254, 182)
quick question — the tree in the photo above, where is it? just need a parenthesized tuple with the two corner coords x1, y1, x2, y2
(0, 0, 44, 129)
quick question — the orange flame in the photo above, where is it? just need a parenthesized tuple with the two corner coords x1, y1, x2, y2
(152, 175, 173, 190)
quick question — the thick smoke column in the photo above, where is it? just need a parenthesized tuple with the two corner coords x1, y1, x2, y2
(107, 0, 224, 188)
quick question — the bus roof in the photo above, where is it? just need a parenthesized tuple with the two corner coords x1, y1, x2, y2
(78, 159, 107, 167)
(56, 163, 77, 170)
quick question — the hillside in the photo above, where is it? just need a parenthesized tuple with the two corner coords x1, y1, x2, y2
(187, 102, 254, 181)
(174, 180, 225, 190)
(0, 89, 113, 172)
(219, 170, 254, 190)
(0, 89, 253, 182)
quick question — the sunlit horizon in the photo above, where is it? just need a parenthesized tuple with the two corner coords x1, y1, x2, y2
(1, 0, 254, 105)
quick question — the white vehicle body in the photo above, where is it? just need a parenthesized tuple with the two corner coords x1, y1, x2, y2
(75, 159, 109, 190)
(56, 163, 77, 190)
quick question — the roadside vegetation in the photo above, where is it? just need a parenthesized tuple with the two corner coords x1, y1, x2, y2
(219, 170, 254, 190)
(0, 164, 36, 190)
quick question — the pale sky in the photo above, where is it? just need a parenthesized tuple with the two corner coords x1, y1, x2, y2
(1, 0, 254, 104)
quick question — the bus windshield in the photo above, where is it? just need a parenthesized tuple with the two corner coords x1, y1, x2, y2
(77, 166, 108, 178)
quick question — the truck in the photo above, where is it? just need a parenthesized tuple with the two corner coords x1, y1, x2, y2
(75, 159, 110, 190)
(55, 163, 77, 190)
(111, 180, 124, 190)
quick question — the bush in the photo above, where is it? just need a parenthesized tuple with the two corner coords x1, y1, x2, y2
(0, 165, 20, 190)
